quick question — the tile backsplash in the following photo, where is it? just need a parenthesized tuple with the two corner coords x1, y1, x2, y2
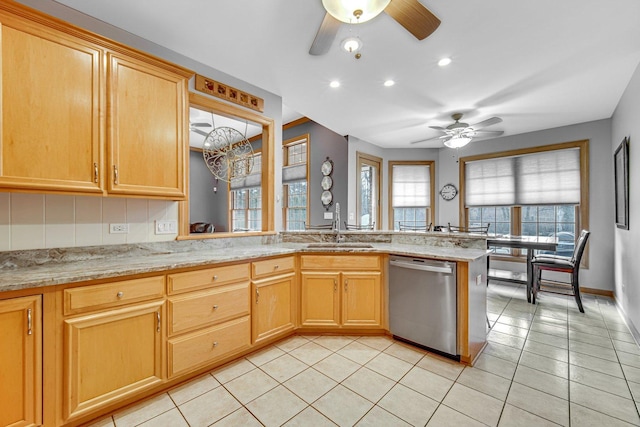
(0, 193, 179, 251)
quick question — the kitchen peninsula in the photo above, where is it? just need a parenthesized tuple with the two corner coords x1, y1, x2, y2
(0, 231, 487, 427)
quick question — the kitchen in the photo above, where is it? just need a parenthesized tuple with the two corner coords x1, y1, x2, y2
(1, 1, 640, 426)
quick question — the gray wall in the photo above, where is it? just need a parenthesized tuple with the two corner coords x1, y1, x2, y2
(189, 150, 228, 231)
(612, 61, 640, 333)
(283, 121, 348, 227)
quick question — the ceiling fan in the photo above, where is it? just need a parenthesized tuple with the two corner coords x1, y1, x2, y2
(411, 113, 504, 148)
(309, 0, 441, 56)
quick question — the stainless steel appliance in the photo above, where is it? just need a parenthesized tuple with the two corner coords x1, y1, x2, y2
(389, 255, 458, 359)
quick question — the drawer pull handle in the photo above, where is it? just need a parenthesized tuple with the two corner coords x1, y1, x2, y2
(213, 305, 219, 310)
(116, 291, 124, 299)
(213, 341, 219, 348)
(93, 162, 99, 183)
(334, 279, 337, 292)
(256, 289, 260, 304)
(345, 280, 348, 292)
(113, 165, 119, 185)
(212, 275, 218, 281)
(27, 308, 32, 336)
(156, 311, 161, 333)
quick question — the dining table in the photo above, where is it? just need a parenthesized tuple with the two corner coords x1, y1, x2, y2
(487, 235, 559, 303)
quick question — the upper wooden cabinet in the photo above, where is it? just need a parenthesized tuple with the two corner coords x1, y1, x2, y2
(0, 13, 103, 194)
(107, 53, 188, 198)
(0, 4, 192, 199)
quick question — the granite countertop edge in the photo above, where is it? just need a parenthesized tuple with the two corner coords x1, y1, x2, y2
(0, 243, 487, 293)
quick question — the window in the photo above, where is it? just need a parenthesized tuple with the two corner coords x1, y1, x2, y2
(282, 135, 309, 230)
(230, 152, 262, 231)
(389, 161, 435, 230)
(460, 140, 588, 261)
(357, 152, 382, 229)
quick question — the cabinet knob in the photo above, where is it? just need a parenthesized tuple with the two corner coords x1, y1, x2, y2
(213, 341, 219, 348)
(274, 265, 279, 270)
(212, 275, 218, 281)
(116, 291, 124, 298)
(213, 305, 219, 310)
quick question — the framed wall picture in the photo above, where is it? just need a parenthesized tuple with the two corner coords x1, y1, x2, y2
(614, 137, 629, 229)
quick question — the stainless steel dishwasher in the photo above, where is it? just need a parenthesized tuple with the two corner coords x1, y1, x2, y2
(389, 255, 458, 359)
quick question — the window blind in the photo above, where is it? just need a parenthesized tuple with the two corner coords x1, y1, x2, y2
(392, 164, 431, 207)
(465, 148, 580, 207)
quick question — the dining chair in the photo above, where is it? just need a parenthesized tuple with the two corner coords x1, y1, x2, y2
(398, 222, 432, 232)
(447, 223, 491, 234)
(531, 230, 590, 312)
(304, 222, 335, 230)
(344, 222, 375, 230)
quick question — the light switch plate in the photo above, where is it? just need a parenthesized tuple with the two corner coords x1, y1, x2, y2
(155, 220, 178, 234)
(324, 212, 334, 220)
(476, 274, 483, 286)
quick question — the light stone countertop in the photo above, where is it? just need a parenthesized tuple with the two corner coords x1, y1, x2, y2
(0, 237, 488, 293)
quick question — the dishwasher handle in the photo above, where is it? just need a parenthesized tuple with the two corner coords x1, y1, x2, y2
(389, 258, 454, 274)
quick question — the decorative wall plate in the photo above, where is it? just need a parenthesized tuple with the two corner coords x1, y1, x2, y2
(321, 158, 334, 176)
(321, 175, 333, 190)
(321, 190, 333, 207)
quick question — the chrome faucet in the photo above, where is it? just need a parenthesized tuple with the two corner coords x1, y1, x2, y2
(334, 203, 344, 243)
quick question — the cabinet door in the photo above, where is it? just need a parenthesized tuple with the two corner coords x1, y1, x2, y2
(300, 272, 340, 328)
(64, 300, 164, 420)
(0, 19, 102, 193)
(107, 53, 188, 199)
(342, 272, 382, 327)
(252, 273, 295, 344)
(0, 295, 42, 427)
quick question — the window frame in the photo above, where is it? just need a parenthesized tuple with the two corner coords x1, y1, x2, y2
(459, 139, 589, 264)
(388, 160, 436, 230)
(282, 134, 310, 230)
(356, 152, 382, 230)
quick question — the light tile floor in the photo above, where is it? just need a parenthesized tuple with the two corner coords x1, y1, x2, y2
(89, 282, 640, 426)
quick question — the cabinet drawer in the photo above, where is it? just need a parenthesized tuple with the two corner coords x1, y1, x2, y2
(300, 255, 380, 270)
(64, 276, 164, 315)
(252, 256, 295, 279)
(168, 282, 250, 336)
(168, 316, 251, 378)
(167, 263, 250, 294)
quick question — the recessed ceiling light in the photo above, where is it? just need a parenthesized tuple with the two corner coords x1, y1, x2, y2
(438, 57, 452, 67)
(329, 80, 340, 88)
(383, 80, 395, 87)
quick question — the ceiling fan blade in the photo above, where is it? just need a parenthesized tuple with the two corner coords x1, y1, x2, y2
(428, 125, 447, 131)
(309, 13, 341, 56)
(190, 122, 211, 128)
(472, 130, 504, 137)
(384, 0, 441, 40)
(470, 117, 502, 130)
(190, 128, 210, 137)
(410, 134, 450, 144)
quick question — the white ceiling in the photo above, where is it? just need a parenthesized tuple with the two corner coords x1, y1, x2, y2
(54, 0, 640, 148)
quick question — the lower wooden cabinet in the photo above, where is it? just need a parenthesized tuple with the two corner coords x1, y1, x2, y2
(63, 300, 164, 420)
(300, 255, 383, 329)
(252, 272, 296, 344)
(0, 295, 42, 427)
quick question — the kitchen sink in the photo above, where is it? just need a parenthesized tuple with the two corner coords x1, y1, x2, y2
(305, 243, 374, 248)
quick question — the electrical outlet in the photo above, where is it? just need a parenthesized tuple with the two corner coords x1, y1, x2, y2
(476, 274, 483, 286)
(155, 220, 178, 235)
(324, 212, 334, 220)
(109, 223, 129, 234)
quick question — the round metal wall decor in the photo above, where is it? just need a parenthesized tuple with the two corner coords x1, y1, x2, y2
(202, 127, 254, 182)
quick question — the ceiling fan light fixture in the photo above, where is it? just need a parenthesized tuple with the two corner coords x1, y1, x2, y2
(438, 57, 452, 67)
(444, 135, 472, 149)
(322, 0, 391, 23)
(341, 36, 362, 53)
